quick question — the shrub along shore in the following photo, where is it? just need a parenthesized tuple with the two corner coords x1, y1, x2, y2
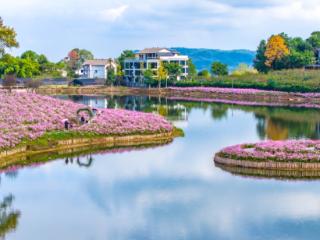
(0, 90, 181, 160)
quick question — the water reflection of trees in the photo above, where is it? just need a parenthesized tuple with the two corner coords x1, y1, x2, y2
(0, 171, 21, 239)
(211, 105, 228, 120)
(253, 110, 320, 140)
(0, 194, 20, 239)
(207, 103, 320, 140)
(65, 95, 320, 140)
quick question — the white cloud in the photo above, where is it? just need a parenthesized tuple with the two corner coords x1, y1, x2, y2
(2, 0, 320, 60)
(99, 5, 129, 22)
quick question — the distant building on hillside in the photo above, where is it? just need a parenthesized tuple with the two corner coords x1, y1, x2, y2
(80, 59, 117, 79)
(124, 48, 189, 86)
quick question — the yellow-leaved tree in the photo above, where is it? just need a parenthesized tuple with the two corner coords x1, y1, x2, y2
(157, 62, 168, 89)
(264, 35, 290, 67)
(0, 17, 19, 56)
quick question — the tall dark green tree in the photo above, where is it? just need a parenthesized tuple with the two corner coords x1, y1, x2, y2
(143, 69, 154, 87)
(254, 40, 269, 73)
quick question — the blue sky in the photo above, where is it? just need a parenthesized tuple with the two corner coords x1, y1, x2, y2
(2, 0, 320, 61)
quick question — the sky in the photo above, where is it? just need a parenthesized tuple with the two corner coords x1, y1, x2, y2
(2, 0, 320, 61)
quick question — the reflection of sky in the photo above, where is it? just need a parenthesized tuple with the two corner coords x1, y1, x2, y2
(2, 105, 320, 239)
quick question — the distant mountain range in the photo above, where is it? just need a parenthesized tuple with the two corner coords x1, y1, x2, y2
(172, 48, 256, 71)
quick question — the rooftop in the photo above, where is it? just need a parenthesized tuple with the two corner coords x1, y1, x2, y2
(83, 59, 114, 66)
(138, 48, 179, 54)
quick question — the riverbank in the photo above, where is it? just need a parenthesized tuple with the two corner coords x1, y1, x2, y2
(37, 86, 320, 109)
(0, 130, 179, 171)
(214, 140, 320, 172)
(215, 162, 320, 180)
(0, 90, 180, 161)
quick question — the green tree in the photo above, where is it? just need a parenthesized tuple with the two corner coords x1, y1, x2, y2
(211, 61, 228, 76)
(78, 49, 94, 63)
(187, 59, 197, 79)
(20, 50, 64, 77)
(21, 50, 39, 61)
(106, 69, 115, 86)
(118, 50, 135, 69)
(18, 58, 40, 78)
(163, 62, 182, 80)
(307, 31, 320, 49)
(0, 54, 20, 77)
(143, 69, 154, 87)
(197, 70, 211, 79)
(254, 40, 269, 73)
(289, 37, 313, 52)
(0, 18, 19, 56)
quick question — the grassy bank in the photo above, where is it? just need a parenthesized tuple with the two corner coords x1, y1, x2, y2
(176, 69, 320, 93)
(0, 127, 183, 162)
(24, 128, 184, 151)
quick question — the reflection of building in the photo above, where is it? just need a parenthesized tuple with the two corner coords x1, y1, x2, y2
(64, 96, 109, 109)
(80, 96, 108, 109)
(124, 48, 189, 86)
(123, 96, 148, 111)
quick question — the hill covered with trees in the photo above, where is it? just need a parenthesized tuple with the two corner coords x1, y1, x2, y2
(173, 48, 256, 71)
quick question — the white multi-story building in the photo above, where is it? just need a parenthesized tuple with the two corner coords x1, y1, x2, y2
(124, 48, 189, 86)
(80, 59, 117, 79)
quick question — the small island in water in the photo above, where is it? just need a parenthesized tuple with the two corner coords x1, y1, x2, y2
(214, 140, 320, 180)
(0, 90, 182, 164)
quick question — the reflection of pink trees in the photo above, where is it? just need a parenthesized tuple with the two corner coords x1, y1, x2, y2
(0, 194, 20, 238)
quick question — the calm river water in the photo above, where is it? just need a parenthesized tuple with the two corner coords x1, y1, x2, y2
(3, 95, 320, 240)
